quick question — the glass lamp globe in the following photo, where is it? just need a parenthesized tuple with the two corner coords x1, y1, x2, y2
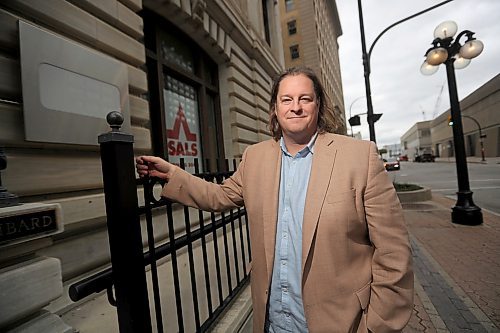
(453, 55, 471, 70)
(426, 47, 448, 65)
(420, 61, 439, 75)
(459, 39, 484, 59)
(434, 21, 458, 39)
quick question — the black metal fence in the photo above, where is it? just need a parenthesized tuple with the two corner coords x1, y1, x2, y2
(69, 112, 251, 332)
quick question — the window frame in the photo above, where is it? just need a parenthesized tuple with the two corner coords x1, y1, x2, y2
(143, 10, 224, 167)
(287, 20, 297, 35)
(290, 44, 300, 59)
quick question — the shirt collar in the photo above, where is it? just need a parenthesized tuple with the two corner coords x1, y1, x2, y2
(279, 132, 318, 157)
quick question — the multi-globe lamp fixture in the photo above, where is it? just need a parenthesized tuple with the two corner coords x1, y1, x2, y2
(420, 20, 484, 75)
(420, 20, 484, 225)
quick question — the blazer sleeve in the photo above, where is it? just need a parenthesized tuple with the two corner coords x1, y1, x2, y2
(160, 150, 247, 212)
(364, 142, 414, 332)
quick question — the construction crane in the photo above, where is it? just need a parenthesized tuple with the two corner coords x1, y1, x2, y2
(432, 83, 445, 119)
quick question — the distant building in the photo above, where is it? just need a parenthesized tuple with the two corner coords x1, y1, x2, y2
(430, 74, 500, 158)
(278, 0, 347, 134)
(400, 121, 433, 161)
(381, 143, 402, 159)
(401, 74, 500, 160)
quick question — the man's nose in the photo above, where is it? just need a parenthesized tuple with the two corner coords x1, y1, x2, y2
(290, 99, 302, 111)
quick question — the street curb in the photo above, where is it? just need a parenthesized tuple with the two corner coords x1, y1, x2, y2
(414, 274, 449, 332)
(397, 187, 432, 203)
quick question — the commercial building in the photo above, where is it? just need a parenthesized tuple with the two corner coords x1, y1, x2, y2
(430, 74, 500, 159)
(0, 0, 285, 331)
(400, 121, 433, 161)
(400, 74, 500, 161)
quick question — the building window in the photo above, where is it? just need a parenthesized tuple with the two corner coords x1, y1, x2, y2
(143, 11, 223, 172)
(290, 44, 300, 59)
(285, 0, 294, 11)
(262, 0, 271, 45)
(287, 20, 297, 35)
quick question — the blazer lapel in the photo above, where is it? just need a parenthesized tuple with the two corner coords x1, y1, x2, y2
(261, 140, 282, 283)
(302, 134, 337, 273)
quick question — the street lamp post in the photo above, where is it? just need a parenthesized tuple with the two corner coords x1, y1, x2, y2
(421, 21, 483, 225)
(356, 0, 376, 142)
(356, 0, 454, 143)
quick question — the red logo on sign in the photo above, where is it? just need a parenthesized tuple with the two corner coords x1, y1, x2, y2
(167, 103, 197, 142)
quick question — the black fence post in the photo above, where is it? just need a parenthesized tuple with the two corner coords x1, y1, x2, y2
(98, 111, 152, 333)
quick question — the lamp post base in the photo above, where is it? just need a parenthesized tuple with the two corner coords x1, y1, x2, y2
(451, 191, 483, 225)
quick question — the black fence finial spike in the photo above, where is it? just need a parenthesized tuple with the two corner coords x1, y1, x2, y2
(107, 111, 124, 132)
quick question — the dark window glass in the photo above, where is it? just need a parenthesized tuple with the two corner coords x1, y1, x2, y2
(290, 44, 300, 59)
(143, 11, 224, 171)
(262, 0, 271, 45)
(287, 20, 297, 35)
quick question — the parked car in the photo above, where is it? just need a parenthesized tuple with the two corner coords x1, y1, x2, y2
(399, 155, 408, 161)
(383, 158, 400, 171)
(415, 153, 435, 162)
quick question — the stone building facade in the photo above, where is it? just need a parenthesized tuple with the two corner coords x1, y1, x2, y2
(0, 0, 285, 331)
(400, 120, 433, 161)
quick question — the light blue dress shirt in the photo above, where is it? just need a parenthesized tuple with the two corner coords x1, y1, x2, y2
(267, 133, 317, 333)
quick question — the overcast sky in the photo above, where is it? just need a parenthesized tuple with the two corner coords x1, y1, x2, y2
(336, 0, 500, 147)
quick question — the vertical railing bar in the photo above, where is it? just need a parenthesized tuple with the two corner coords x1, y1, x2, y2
(143, 178, 164, 333)
(180, 159, 201, 331)
(226, 160, 241, 283)
(237, 209, 247, 277)
(216, 159, 233, 293)
(166, 200, 184, 332)
(211, 211, 224, 304)
(220, 210, 233, 293)
(229, 209, 241, 282)
(244, 212, 252, 261)
(208, 159, 224, 305)
(233, 159, 248, 277)
(195, 159, 214, 317)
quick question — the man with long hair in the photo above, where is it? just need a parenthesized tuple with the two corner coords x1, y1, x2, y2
(136, 66, 413, 332)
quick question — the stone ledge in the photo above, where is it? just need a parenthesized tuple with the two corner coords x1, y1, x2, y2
(209, 283, 252, 332)
(0, 257, 63, 328)
(397, 187, 432, 203)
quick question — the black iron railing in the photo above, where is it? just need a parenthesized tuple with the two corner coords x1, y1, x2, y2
(69, 112, 251, 332)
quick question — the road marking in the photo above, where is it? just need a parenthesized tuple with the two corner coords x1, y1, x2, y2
(432, 186, 500, 192)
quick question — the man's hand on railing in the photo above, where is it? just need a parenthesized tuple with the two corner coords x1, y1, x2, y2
(135, 156, 177, 181)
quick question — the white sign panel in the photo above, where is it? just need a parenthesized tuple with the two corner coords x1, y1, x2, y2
(164, 75, 202, 172)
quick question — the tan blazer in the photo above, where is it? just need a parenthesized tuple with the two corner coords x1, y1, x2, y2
(163, 133, 413, 333)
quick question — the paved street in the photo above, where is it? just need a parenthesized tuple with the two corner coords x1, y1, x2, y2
(386, 158, 500, 214)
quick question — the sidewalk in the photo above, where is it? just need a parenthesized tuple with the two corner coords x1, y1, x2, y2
(402, 195, 500, 333)
(434, 156, 500, 164)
